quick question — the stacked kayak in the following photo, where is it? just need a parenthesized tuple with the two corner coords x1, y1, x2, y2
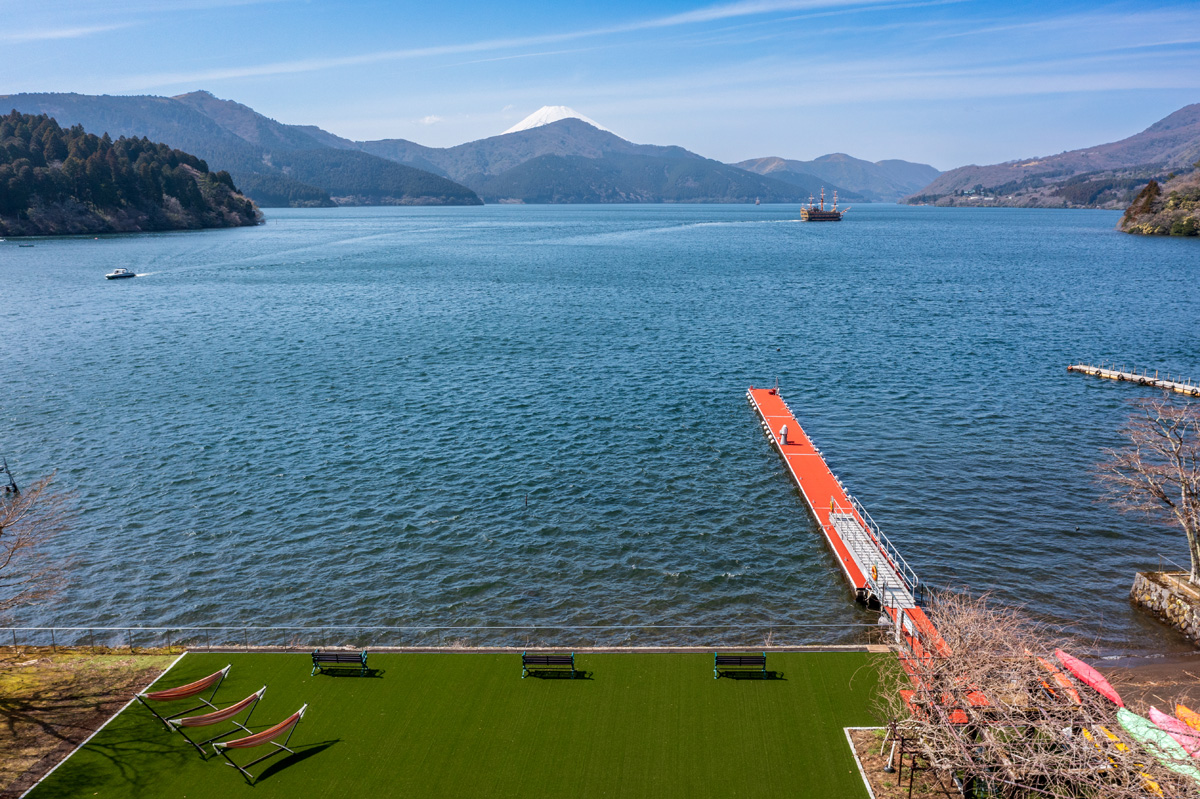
(1054, 648, 1200, 790)
(1119, 707, 1200, 782)
(1054, 648, 1124, 707)
(1149, 706, 1200, 756)
(1033, 654, 1082, 704)
(1178, 704, 1200, 732)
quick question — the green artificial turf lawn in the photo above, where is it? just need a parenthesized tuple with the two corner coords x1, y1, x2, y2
(27, 651, 883, 798)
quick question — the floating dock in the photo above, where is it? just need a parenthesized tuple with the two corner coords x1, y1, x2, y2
(1067, 364, 1200, 397)
(747, 387, 944, 658)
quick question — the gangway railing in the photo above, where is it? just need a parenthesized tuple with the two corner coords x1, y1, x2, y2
(844, 494, 923, 605)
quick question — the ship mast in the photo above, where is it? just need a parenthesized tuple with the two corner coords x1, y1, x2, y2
(819, 187, 825, 211)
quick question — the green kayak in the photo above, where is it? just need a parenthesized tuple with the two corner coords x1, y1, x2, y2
(1118, 707, 1200, 783)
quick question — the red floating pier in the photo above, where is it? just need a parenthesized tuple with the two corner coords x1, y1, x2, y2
(747, 387, 944, 658)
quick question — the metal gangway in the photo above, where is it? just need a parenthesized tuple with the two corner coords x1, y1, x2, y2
(828, 496, 922, 613)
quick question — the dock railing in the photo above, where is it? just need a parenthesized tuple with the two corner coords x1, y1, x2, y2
(1157, 553, 1194, 576)
(0, 622, 885, 653)
(837, 494, 923, 606)
(1067, 363, 1200, 397)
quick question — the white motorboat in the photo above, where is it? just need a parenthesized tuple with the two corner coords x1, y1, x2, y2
(105, 268, 137, 280)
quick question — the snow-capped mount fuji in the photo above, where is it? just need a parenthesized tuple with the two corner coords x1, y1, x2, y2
(503, 106, 612, 135)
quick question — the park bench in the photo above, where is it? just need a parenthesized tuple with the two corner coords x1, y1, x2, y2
(311, 649, 368, 676)
(713, 652, 767, 679)
(521, 651, 576, 679)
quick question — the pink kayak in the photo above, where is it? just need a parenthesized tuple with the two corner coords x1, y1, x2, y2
(1054, 649, 1124, 707)
(1150, 706, 1200, 757)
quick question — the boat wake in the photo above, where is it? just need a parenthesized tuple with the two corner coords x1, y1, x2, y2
(559, 218, 804, 243)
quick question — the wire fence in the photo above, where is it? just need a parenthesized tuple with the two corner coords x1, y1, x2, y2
(0, 622, 886, 653)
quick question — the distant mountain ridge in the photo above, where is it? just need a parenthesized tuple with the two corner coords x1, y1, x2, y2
(3, 91, 909, 206)
(906, 104, 1200, 208)
(735, 153, 940, 202)
(1, 91, 482, 207)
(466, 151, 817, 204)
(353, 118, 836, 203)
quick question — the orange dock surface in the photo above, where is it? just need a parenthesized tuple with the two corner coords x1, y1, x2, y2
(747, 387, 944, 658)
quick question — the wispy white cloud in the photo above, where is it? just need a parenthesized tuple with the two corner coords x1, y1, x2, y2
(118, 0, 918, 89)
(930, 7, 1200, 46)
(418, 115, 443, 125)
(443, 47, 605, 69)
(0, 22, 134, 43)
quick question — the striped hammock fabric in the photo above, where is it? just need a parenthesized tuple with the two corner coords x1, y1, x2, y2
(170, 688, 265, 728)
(141, 666, 230, 702)
(216, 705, 307, 750)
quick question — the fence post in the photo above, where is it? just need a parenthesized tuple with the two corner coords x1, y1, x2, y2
(50, 628, 56, 653)
(205, 630, 210, 651)
(89, 629, 95, 653)
(244, 628, 249, 651)
(166, 629, 172, 654)
(128, 629, 135, 654)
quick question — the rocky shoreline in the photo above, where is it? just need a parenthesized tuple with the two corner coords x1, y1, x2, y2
(1119, 169, 1200, 236)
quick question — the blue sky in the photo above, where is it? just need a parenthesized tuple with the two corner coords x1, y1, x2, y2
(3, 0, 1199, 169)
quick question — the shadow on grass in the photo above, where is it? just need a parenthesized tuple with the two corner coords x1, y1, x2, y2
(314, 668, 385, 679)
(251, 739, 339, 784)
(523, 670, 594, 680)
(717, 671, 786, 681)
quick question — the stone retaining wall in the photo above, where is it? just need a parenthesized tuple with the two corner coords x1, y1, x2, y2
(1131, 571, 1200, 644)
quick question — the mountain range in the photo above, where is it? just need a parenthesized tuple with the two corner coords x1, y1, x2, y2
(906, 104, 1200, 208)
(1, 91, 482, 207)
(735, 154, 941, 202)
(2, 93, 934, 207)
(355, 114, 857, 203)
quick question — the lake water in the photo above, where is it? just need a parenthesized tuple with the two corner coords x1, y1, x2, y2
(2, 204, 1197, 654)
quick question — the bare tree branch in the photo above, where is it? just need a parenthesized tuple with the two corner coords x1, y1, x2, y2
(1097, 396, 1200, 584)
(872, 591, 1200, 798)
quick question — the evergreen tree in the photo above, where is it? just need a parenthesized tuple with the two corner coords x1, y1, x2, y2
(0, 110, 261, 235)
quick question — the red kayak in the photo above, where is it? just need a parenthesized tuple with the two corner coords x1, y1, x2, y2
(1054, 649, 1124, 707)
(1035, 656, 1082, 704)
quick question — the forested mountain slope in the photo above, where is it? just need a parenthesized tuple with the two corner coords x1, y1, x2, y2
(0, 111, 259, 236)
(1, 92, 481, 207)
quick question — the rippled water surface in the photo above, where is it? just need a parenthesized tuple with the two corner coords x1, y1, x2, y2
(2, 205, 1197, 652)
